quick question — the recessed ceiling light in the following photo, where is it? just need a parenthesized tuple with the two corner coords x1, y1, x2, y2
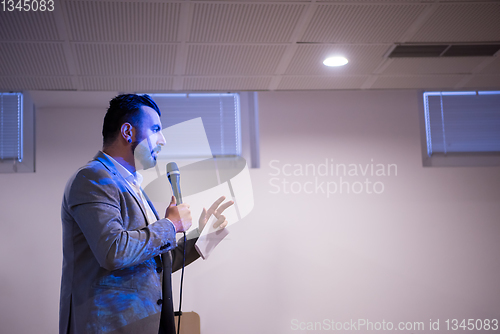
(323, 56, 348, 67)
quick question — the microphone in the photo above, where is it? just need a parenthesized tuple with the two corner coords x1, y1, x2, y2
(166, 162, 182, 204)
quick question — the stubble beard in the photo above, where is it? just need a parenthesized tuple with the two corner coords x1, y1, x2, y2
(133, 132, 158, 170)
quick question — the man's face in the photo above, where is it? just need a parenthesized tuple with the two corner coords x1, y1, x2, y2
(133, 106, 166, 170)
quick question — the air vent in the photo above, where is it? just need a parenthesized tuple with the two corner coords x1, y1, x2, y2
(389, 44, 500, 58)
(444, 45, 500, 57)
(389, 45, 448, 57)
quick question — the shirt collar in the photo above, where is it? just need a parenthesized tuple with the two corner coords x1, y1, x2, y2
(101, 151, 143, 186)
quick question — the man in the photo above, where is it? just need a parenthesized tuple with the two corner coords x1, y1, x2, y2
(60, 94, 231, 334)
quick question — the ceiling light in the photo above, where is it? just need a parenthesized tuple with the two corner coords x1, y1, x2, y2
(323, 57, 348, 67)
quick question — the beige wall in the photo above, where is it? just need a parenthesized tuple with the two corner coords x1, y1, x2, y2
(1, 90, 499, 333)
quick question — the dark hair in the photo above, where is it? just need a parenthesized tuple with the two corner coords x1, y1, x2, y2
(102, 94, 161, 146)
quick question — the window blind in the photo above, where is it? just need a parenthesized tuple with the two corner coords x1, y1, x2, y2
(150, 93, 241, 157)
(423, 91, 500, 156)
(0, 93, 23, 161)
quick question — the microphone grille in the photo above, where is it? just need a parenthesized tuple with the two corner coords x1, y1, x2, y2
(166, 162, 179, 174)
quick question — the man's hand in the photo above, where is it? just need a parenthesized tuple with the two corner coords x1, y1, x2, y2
(165, 196, 192, 233)
(199, 196, 234, 234)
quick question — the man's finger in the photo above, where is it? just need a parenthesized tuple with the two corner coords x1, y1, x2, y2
(213, 215, 226, 228)
(214, 200, 234, 215)
(215, 217, 228, 229)
(207, 196, 226, 215)
(169, 195, 176, 206)
(199, 207, 207, 220)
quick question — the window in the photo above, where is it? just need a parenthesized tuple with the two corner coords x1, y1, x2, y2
(420, 90, 500, 167)
(0, 93, 23, 162)
(0, 92, 35, 173)
(151, 93, 241, 157)
(149, 92, 260, 168)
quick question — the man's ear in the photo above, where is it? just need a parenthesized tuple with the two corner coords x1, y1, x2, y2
(120, 123, 133, 143)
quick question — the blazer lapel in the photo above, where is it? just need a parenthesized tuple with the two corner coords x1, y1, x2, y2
(93, 151, 151, 225)
(142, 190, 160, 220)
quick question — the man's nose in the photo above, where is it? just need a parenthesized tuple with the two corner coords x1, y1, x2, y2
(158, 131, 166, 146)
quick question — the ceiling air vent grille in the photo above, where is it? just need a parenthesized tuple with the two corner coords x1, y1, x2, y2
(389, 44, 500, 58)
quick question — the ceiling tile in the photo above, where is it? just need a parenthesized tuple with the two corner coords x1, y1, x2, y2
(73, 44, 177, 75)
(65, 1, 180, 42)
(278, 75, 367, 90)
(186, 45, 287, 75)
(318, 0, 473, 2)
(0, 11, 59, 41)
(300, 4, 428, 43)
(382, 57, 489, 75)
(190, 3, 306, 42)
(195, 0, 307, 1)
(80, 77, 174, 91)
(0, 43, 69, 75)
(285, 44, 388, 75)
(371, 75, 463, 89)
(410, 3, 500, 42)
(462, 75, 500, 90)
(0, 76, 73, 90)
(183, 77, 272, 91)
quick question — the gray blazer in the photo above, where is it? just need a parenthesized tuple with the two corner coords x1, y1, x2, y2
(60, 152, 199, 334)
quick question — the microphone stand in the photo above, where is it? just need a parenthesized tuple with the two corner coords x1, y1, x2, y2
(166, 162, 187, 334)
